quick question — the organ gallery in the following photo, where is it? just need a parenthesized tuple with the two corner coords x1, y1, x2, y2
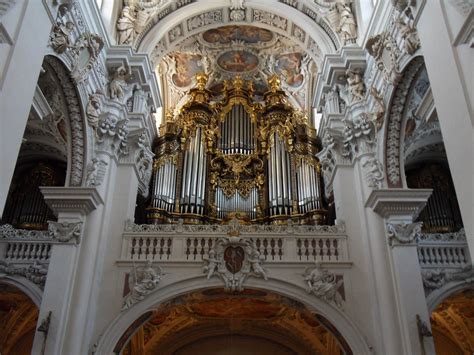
(147, 74, 326, 225)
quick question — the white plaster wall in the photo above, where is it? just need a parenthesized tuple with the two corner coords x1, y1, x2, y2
(0, 1, 56, 214)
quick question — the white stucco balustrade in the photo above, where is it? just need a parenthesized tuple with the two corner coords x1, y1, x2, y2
(119, 221, 351, 265)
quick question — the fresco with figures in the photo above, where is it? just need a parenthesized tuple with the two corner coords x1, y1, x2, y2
(171, 53, 203, 88)
(203, 25, 273, 44)
(217, 51, 259, 73)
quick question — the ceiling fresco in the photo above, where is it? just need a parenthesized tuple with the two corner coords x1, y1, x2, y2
(202, 26, 274, 44)
(118, 288, 348, 354)
(158, 25, 316, 116)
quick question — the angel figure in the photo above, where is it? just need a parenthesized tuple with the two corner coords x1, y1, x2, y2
(86, 89, 104, 130)
(345, 69, 366, 103)
(395, 17, 420, 55)
(122, 260, 162, 310)
(203, 249, 219, 279)
(49, 20, 75, 54)
(249, 248, 268, 280)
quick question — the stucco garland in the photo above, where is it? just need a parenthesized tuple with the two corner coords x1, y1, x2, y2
(44, 56, 86, 186)
(384, 56, 424, 187)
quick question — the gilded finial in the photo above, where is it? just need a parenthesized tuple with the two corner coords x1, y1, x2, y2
(233, 75, 244, 90)
(268, 75, 281, 92)
(247, 81, 254, 96)
(194, 72, 208, 90)
(165, 109, 174, 122)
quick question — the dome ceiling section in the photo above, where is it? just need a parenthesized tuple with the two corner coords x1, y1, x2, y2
(159, 25, 316, 112)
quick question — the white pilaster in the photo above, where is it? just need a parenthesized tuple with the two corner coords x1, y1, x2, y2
(367, 188, 435, 355)
(32, 187, 103, 355)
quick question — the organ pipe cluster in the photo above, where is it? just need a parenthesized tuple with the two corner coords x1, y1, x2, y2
(147, 73, 327, 225)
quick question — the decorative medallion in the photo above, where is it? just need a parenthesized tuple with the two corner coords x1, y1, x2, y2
(217, 51, 258, 72)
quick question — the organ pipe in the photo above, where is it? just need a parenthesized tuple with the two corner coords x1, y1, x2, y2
(146, 73, 328, 225)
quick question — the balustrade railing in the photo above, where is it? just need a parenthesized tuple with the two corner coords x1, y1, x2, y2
(0, 224, 53, 263)
(120, 221, 349, 263)
(417, 229, 470, 269)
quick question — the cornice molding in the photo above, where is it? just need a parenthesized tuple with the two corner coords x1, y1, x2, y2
(365, 188, 432, 219)
(40, 187, 104, 216)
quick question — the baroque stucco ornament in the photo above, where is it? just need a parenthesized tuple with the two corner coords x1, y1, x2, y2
(0, 260, 48, 288)
(304, 264, 344, 308)
(203, 234, 268, 292)
(48, 221, 83, 244)
(86, 158, 108, 187)
(422, 265, 474, 294)
(122, 260, 162, 311)
(386, 222, 422, 246)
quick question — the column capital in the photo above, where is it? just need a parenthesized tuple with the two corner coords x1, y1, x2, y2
(41, 187, 104, 216)
(365, 188, 432, 220)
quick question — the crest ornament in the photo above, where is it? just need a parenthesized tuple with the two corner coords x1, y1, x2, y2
(203, 235, 267, 292)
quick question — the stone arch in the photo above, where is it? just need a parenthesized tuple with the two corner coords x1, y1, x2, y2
(137, 1, 339, 66)
(94, 277, 371, 354)
(427, 280, 474, 313)
(383, 55, 425, 188)
(0, 276, 43, 307)
(42, 55, 87, 187)
(0, 280, 41, 355)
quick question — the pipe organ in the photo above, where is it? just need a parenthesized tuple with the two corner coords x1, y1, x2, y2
(147, 74, 326, 225)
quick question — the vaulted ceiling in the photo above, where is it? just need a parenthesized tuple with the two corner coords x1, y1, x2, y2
(118, 289, 349, 354)
(115, 0, 356, 121)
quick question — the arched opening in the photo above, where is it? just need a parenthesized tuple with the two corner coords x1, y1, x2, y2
(1, 55, 85, 230)
(114, 288, 351, 354)
(430, 288, 474, 354)
(385, 56, 464, 233)
(0, 282, 39, 355)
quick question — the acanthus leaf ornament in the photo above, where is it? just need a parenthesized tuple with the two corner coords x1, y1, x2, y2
(386, 222, 422, 246)
(362, 156, 384, 189)
(304, 264, 344, 308)
(48, 221, 83, 244)
(86, 158, 108, 187)
(122, 260, 162, 311)
(203, 234, 267, 292)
